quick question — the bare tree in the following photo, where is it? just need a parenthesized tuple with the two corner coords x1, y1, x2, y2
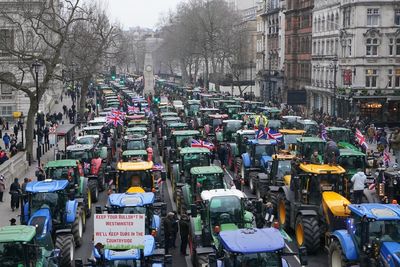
(0, 0, 87, 161)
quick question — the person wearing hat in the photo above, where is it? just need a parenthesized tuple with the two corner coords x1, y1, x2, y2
(9, 218, 16, 226)
(179, 214, 190, 255)
(0, 175, 5, 202)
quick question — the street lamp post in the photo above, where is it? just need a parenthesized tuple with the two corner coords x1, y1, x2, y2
(32, 60, 42, 167)
(331, 56, 338, 116)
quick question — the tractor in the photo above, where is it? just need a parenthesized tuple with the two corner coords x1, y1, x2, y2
(367, 166, 400, 204)
(21, 180, 84, 267)
(328, 203, 400, 267)
(226, 129, 255, 171)
(122, 134, 147, 150)
(218, 119, 243, 144)
(170, 147, 211, 211)
(45, 159, 92, 217)
(256, 153, 296, 201)
(185, 99, 201, 117)
(159, 121, 187, 156)
(276, 163, 350, 253)
(294, 119, 319, 136)
(65, 144, 108, 202)
(236, 139, 278, 193)
(97, 192, 167, 247)
(224, 105, 242, 120)
(76, 134, 100, 145)
(163, 130, 200, 165)
(279, 129, 306, 151)
(295, 137, 326, 162)
(180, 166, 227, 215)
(208, 228, 308, 267)
(0, 225, 60, 267)
(327, 127, 359, 151)
(189, 189, 256, 267)
(121, 149, 149, 162)
(196, 108, 220, 128)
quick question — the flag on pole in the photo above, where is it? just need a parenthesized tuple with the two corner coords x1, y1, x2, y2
(355, 129, 368, 149)
(320, 124, 327, 141)
(383, 149, 390, 167)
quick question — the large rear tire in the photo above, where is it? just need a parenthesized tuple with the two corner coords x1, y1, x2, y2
(72, 209, 84, 247)
(295, 215, 320, 254)
(55, 234, 74, 267)
(176, 187, 183, 213)
(328, 239, 348, 267)
(249, 172, 258, 194)
(88, 179, 99, 203)
(277, 193, 290, 230)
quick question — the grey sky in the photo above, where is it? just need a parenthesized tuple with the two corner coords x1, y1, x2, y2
(105, 0, 184, 29)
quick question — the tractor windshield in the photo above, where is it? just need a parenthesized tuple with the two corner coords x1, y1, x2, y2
(183, 154, 209, 169)
(77, 137, 97, 145)
(224, 121, 242, 133)
(121, 206, 147, 215)
(0, 242, 25, 266)
(46, 167, 76, 181)
(66, 150, 93, 162)
(233, 252, 281, 267)
(283, 134, 302, 145)
(255, 145, 275, 158)
(210, 196, 242, 227)
(174, 136, 195, 148)
(126, 139, 145, 150)
(369, 220, 400, 243)
(189, 104, 200, 112)
(276, 161, 291, 179)
(338, 156, 365, 171)
(195, 174, 224, 191)
(307, 174, 343, 205)
(329, 130, 350, 143)
(118, 171, 153, 192)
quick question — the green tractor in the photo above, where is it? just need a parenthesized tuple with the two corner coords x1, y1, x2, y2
(180, 166, 227, 214)
(185, 99, 201, 117)
(295, 137, 326, 161)
(163, 129, 200, 166)
(0, 225, 60, 267)
(45, 159, 92, 218)
(326, 126, 359, 151)
(218, 119, 243, 143)
(170, 147, 211, 211)
(224, 105, 242, 120)
(189, 189, 255, 267)
(159, 121, 187, 157)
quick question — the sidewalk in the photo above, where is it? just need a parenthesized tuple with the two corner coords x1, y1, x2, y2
(0, 88, 75, 227)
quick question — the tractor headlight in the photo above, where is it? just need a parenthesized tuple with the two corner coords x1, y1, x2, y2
(394, 179, 398, 185)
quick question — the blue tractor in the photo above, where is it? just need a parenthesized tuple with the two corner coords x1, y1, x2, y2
(329, 203, 400, 267)
(208, 228, 307, 267)
(21, 179, 85, 267)
(237, 139, 277, 194)
(78, 192, 170, 266)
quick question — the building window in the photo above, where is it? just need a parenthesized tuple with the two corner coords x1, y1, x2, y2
(366, 38, 379, 56)
(0, 29, 14, 57)
(347, 39, 352, 56)
(365, 69, 378, 88)
(0, 83, 12, 95)
(343, 7, 351, 27)
(396, 69, 400, 88)
(0, 106, 13, 117)
(395, 9, 400, 25)
(388, 69, 393, 88)
(367, 8, 380, 26)
(389, 38, 400, 56)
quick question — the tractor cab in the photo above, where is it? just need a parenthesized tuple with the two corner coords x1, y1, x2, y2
(190, 166, 226, 193)
(295, 137, 326, 162)
(122, 135, 147, 150)
(337, 149, 367, 180)
(219, 120, 242, 143)
(259, 106, 282, 120)
(279, 129, 306, 151)
(87, 117, 107, 127)
(127, 119, 149, 129)
(244, 139, 277, 170)
(327, 127, 358, 151)
(82, 125, 103, 136)
(281, 116, 302, 129)
(45, 159, 83, 183)
(186, 99, 201, 117)
(205, 114, 229, 134)
(242, 101, 264, 112)
(125, 126, 149, 139)
(269, 154, 296, 186)
(169, 130, 201, 156)
(294, 119, 319, 136)
(224, 105, 242, 119)
(76, 135, 100, 145)
(121, 150, 148, 162)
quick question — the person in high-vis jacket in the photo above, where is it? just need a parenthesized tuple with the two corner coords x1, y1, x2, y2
(255, 111, 268, 139)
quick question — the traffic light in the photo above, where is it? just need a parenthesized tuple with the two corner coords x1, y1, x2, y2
(110, 66, 116, 80)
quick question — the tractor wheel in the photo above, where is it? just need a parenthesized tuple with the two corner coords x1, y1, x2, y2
(234, 157, 242, 176)
(295, 215, 320, 254)
(79, 206, 86, 231)
(196, 253, 209, 267)
(176, 187, 183, 213)
(55, 234, 74, 267)
(270, 193, 279, 214)
(84, 185, 92, 218)
(72, 210, 84, 247)
(329, 239, 348, 267)
(249, 172, 258, 194)
(257, 179, 269, 199)
(88, 179, 99, 203)
(277, 193, 290, 230)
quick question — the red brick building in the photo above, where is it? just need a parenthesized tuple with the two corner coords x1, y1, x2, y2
(284, 0, 313, 106)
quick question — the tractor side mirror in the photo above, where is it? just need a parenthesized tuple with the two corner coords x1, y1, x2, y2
(208, 253, 217, 267)
(95, 206, 102, 214)
(298, 246, 308, 266)
(190, 204, 197, 217)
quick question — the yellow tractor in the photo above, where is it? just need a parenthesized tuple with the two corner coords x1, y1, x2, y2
(278, 129, 306, 152)
(276, 163, 350, 253)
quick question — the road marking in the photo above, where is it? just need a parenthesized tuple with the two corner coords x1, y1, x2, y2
(285, 243, 301, 264)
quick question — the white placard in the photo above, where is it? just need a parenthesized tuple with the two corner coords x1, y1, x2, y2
(49, 133, 56, 145)
(94, 214, 145, 249)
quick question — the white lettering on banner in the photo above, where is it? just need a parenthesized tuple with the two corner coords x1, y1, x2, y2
(94, 214, 145, 249)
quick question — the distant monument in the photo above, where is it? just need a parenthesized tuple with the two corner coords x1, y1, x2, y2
(143, 37, 162, 95)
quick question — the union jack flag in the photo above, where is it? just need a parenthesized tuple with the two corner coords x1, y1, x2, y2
(266, 128, 283, 141)
(355, 129, 368, 149)
(320, 124, 327, 141)
(191, 139, 215, 151)
(152, 163, 164, 171)
(127, 105, 139, 113)
(106, 113, 123, 127)
(256, 129, 266, 139)
(383, 149, 390, 167)
(111, 108, 126, 119)
(84, 162, 90, 169)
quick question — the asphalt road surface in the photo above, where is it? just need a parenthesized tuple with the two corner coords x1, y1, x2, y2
(74, 132, 328, 267)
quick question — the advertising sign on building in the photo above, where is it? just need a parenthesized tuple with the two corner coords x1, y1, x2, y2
(94, 214, 145, 249)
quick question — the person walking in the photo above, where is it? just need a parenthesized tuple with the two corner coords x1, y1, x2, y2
(351, 169, 367, 204)
(21, 177, 29, 203)
(390, 128, 400, 164)
(163, 212, 174, 254)
(13, 124, 18, 140)
(367, 124, 376, 144)
(35, 166, 45, 181)
(179, 214, 190, 256)
(171, 211, 179, 248)
(217, 143, 227, 168)
(0, 175, 5, 202)
(2, 132, 10, 150)
(9, 178, 20, 211)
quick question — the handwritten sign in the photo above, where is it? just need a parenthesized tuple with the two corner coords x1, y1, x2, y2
(94, 214, 145, 249)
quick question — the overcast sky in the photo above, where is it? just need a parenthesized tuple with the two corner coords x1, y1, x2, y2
(104, 0, 184, 29)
